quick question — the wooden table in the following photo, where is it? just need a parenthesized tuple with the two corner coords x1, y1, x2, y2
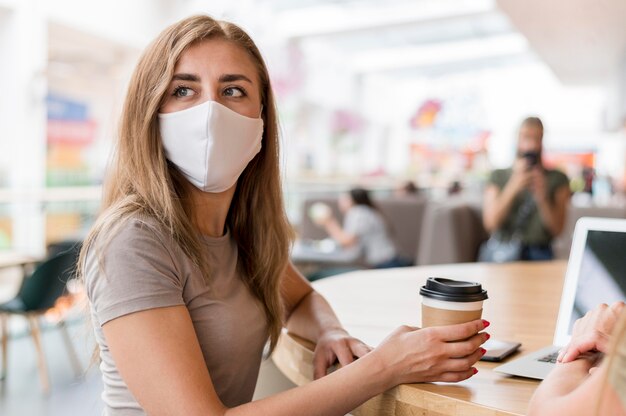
(273, 261, 567, 416)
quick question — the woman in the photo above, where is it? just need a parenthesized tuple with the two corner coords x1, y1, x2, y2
(80, 15, 488, 415)
(529, 301, 626, 415)
(317, 188, 409, 268)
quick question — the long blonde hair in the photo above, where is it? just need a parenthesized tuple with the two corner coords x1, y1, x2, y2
(78, 15, 294, 351)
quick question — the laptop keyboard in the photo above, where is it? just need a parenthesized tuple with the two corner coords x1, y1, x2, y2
(537, 351, 559, 364)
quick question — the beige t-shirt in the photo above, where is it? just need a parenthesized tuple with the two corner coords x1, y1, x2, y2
(84, 216, 269, 415)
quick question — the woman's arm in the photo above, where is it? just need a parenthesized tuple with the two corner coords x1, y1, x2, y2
(529, 303, 626, 416)
(321, 217, 357, 247)
(281, 263, 371, 378)
(103, 305, 488, 416)
(528, 357, 624, 416)
(483, 160, 534, 233)
(533, 180, 570, 237)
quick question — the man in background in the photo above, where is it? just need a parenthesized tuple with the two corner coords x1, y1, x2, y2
(481, 117, 571, 261)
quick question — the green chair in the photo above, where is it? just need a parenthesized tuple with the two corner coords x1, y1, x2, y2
(0, 246, 83, 393)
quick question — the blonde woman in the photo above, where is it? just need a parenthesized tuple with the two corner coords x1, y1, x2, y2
(80, 15, 489, 416)
(529, 301, 626, 415)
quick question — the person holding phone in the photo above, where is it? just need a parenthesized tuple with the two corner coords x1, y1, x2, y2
(79, 15, 489, 416)
(480, 117, 570, 262)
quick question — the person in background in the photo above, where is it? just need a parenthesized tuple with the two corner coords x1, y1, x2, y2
(448, 180, 463, 196)
(394, 180, 420, 197)
(316, 188, 411, 269)
(528, 301, 626, 415)
(481, 117, 570, 261)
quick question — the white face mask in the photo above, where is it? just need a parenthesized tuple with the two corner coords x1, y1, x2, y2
(158, 100, 263, 193)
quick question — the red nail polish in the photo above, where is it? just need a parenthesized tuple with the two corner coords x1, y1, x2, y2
(481, 348, 487, 355)
(473, 368, 478, 374)
(485, 333, 491, 340)
(482, 320, 490, 328)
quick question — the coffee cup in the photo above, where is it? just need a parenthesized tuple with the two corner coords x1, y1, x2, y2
(309, 202, 332, 224)
(419, 277, 488, 328)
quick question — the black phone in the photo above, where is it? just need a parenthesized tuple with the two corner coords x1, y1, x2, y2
(479, 339, 521, 362)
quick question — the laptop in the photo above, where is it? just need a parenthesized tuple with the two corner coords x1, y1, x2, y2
(494, 217, 626, 380)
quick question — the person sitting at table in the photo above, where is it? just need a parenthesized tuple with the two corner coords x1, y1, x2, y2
(481, 117, 570, 262)
(79, 15, 489, 416)
(528, 301, 626, 415)
(394, 180, 420, 197)
(315, 187, 411, 269)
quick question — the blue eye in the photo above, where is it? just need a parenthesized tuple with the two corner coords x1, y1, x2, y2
(223, 86, 246, 98)
(173, 86, 195, 98)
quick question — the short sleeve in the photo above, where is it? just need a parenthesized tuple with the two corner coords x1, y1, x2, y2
(488, 169, 508, 189)
(84, 218, 185, 326)
(343, 207, 371, 237)
(552, 169, 570, 189)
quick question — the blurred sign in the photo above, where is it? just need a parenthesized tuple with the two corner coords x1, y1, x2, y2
(47, 120, 97, 145)
(46, 93, 89, 121)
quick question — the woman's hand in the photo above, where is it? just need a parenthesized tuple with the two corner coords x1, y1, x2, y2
(313, 328, 373, 379)
(506, 158, 532, 196)
(371, 319, 489, 387)
(558, 301, 624, 363)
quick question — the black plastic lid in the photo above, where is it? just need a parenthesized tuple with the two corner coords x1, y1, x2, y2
(419, 277, 488, 302)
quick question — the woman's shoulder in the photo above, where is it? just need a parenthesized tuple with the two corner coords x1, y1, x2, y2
(488, 168, 512, 186)
(545, 168, 569, 186)
(83, 216, 185, 325)
(347, 204, 373, 217)
(84, 213, 182, 284)
(92, 213, 173, 252)
(84, 213, 186, 324)
(348, 205, 383, 223)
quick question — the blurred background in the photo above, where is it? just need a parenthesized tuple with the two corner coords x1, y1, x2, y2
(1, 0, 626, 255)
(0, 0, 625, 414)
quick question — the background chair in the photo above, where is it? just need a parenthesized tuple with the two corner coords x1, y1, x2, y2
(416, 199, 488, 265)
(299, 196, 427, 263)
(0, 244, 83, 393)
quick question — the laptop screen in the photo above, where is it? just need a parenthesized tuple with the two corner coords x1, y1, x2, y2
(568, 229, 626, 333)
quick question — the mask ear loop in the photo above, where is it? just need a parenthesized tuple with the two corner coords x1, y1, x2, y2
(259, 105, 264, 118)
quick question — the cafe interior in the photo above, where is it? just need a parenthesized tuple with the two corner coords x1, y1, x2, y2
(1, 0, 626, 415)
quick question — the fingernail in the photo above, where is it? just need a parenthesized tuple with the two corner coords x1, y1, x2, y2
(485, 333, 491, 340)
(473, 368, 478, 374)
(481, 348, 487, 355)
(482, 320, 490, 328)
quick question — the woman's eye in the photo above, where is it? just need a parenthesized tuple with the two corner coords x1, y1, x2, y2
(223, 87, 245, 98)
(173, 86, 195, 98)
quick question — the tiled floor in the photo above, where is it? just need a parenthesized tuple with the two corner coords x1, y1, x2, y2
(0, 318, 104, 416)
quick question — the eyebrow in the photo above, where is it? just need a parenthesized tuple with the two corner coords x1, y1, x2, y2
(170, 73, 254, 84)
(172, 73, 201, 82)
(218, 73, 253, 84)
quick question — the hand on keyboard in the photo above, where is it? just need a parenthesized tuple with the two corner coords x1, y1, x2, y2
(558, 301, 624, 363)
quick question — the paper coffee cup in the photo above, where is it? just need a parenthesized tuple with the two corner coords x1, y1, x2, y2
(419, 277, 488, 328)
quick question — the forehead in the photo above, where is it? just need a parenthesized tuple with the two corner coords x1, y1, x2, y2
(519, 124, 542, 137)
(174, 38, 258, 82)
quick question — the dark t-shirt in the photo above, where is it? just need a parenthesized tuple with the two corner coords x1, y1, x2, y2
(488, 168, 569, 245)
